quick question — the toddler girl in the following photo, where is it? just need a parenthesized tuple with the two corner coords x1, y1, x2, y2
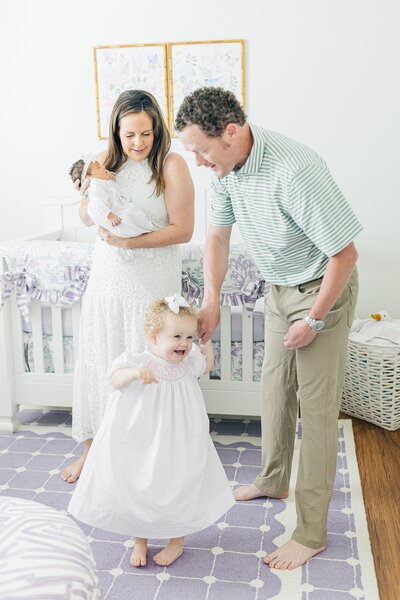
(68, 294, 235, 567)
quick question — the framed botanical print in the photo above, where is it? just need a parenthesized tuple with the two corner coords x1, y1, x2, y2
(168, 39, 245, 135)
(93, 43, 168, 139)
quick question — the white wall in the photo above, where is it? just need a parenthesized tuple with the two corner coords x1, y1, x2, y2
(0, 0, 399, 317)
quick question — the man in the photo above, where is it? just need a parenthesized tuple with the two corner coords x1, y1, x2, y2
(175, 87, 362, 570)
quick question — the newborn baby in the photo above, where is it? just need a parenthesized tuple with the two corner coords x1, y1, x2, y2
(69, 158, 156, 237)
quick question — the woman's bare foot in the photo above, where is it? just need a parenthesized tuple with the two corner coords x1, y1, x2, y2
(130, 538, 148, 567)
(264, 539, 326, 570)
(153, 537, 184, 566)
(234, 484, 288, 501)
(61, 439, 92, 483)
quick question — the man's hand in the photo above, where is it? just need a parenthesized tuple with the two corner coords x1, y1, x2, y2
(284, 320, 316, 350)
(198, 302, 221, 343)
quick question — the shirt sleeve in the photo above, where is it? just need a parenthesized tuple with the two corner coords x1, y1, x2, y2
(106, 351, 144, 380)
(187, 343, 207, 378)
(289, 165, 363, 256)
(88, 179, 115, 218)
(208, 177, 236, 227)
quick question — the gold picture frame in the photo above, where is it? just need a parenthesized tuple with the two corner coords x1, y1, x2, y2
(93, 43, 169, 140)
(167, 39, 245, 136)
(93, 39, 245, 139)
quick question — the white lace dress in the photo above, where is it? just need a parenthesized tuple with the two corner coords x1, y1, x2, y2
(68, 346, 235, 538)
(72, 159, 182, 442)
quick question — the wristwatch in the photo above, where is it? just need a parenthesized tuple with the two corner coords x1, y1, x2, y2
(303, 312, 325, 333)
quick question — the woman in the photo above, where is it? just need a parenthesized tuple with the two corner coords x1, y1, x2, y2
(61, 90, 194, 483)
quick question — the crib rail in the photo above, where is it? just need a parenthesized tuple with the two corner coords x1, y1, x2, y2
(1, 266, 263, 434)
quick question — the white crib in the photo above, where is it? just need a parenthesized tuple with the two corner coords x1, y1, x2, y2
(0, 199, 264, 433)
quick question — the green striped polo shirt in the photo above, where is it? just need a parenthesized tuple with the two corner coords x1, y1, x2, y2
(209, 123, 363, 286)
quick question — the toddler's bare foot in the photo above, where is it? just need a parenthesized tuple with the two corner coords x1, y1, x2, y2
(61, 456, 86, 484)
(153, 537, 184, 566)
(130, 538, 148, 567)
(234, 484, 288, 501)
(264, 539, 326, 570)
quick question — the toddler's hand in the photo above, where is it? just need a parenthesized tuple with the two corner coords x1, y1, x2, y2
(136, 368, 158, 384)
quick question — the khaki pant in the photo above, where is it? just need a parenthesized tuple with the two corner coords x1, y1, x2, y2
(255, 269, 358, 548)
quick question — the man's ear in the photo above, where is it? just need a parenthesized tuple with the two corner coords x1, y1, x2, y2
(225, 123, 238, 139)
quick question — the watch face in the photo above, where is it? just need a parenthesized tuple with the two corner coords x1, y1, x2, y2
(313, 320, 325, 332)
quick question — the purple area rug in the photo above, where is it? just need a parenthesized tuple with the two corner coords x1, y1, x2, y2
(0, 421, 377, 599)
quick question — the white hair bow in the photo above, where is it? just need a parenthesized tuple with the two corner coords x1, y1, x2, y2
(165, 294, 189, 314)
(80, 153, 99, 180)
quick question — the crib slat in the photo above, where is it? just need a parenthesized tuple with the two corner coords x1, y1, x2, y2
(242, 308, 254, 382)
(71, 303, 81, 363)
(31, 302, 45, 373)
(51, 306, 64, 374)
(10, 293, 25, 373)
(220, 305, 232, 380)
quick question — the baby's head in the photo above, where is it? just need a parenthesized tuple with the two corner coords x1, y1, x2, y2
(69, 159, 85, 184)
(68, 158, 113, 184)
(144, 295, 198, 364)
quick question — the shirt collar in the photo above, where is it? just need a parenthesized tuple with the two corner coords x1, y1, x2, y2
(234, 123, 265, 176)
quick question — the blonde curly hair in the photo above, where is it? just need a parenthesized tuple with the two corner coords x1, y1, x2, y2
(143, 297, 198, 338)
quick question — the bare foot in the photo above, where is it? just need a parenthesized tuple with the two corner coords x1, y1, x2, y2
(234, 484, 288, 501)
(264, 539, 326, 570)
(61, 439, 92, 483)
(61, 456, 86, 483)
(153, 537, 184, 566)
(130, 538, 148, 567)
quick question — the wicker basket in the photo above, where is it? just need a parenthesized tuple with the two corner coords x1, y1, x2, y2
(341, 338, 400, 430)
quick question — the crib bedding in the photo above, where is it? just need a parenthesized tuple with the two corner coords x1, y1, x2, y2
(3, 240, 267, 383)
(23, 332, 264, 382)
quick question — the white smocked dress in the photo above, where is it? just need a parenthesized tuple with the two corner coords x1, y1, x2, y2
(71, 159, 182, 442)
(68, 345, 235, 538)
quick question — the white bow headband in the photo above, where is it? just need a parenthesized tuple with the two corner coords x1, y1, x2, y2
(165, 294, 189, 314)
(80, 153, 98, 180)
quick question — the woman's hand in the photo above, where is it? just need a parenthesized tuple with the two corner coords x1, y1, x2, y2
(98, 226, 127, 247)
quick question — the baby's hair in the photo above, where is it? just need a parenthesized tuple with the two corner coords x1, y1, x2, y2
(144, 298, 198, 337)
(69, 159, 85, 183)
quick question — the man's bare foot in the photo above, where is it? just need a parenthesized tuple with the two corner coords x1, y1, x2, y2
(234, 484, 288, 501)
(130, 538, 148, 567)
(61, 439, 92, 483)
(153, 537, 184, 566)
(264, 539, 326, 570)
(61, 456, 86, 483)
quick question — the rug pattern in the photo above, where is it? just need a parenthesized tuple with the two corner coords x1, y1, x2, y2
(0, 418, 371, 600)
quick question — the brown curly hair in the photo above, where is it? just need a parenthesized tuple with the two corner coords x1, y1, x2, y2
(175, 86, 247, 137)
(144, 298, 198, 338)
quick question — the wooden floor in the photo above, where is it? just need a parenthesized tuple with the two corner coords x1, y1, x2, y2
(340, 413, 400, 600)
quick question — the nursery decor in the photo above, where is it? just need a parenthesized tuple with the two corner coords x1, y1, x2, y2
(94, 43, 169, 139)
(168, 39, 245, 135)
(93, 39, 245, 138)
